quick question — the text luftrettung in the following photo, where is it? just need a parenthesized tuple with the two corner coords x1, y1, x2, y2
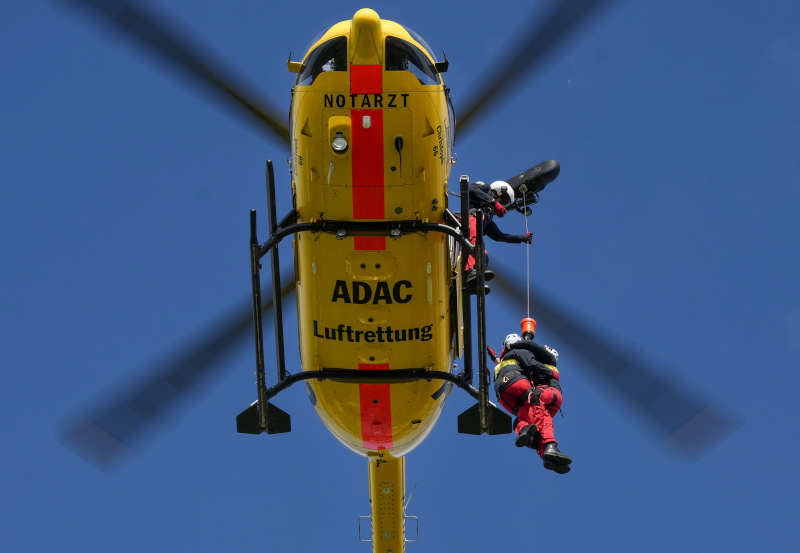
(313, 321, 433, 343)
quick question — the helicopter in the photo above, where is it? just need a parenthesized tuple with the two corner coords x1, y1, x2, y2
(60, 2, 737, 552)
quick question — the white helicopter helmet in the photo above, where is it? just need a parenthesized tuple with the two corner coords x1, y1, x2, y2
(489, 180, 515, 205)
(502, 332, 524, 353)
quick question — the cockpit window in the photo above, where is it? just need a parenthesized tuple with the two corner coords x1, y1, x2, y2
(385, 36, 440, 85)
(446, 87, 456, 152)
(297, 37, 347, 85)
(403, 26, 436, 60)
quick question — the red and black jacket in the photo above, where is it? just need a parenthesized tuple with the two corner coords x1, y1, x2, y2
(494, 341, 561, 402)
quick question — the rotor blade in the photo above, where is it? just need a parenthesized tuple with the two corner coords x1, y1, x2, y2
(58, 0, 289, 144)
(455, 0, 615, 138)
(491, 268, 739, 456)
(62, 274, 296, 470)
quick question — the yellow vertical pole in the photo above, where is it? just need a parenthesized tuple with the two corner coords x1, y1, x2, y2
(367, 453, 406, 553)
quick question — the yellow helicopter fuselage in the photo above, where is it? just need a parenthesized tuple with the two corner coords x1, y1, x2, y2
(290, 9, 456, 457)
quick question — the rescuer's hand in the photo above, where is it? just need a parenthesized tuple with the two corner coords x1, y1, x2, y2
(524, 232, 533, 244)
(493, 201, 506, 217)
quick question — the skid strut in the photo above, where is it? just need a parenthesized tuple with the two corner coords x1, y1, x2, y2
(455, 175, 511, 435)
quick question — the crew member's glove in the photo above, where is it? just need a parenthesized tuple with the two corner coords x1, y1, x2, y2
(524, 232, 533, 244)
(493, 202, 506, 217)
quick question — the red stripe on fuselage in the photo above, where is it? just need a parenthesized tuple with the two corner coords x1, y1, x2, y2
(350, 65, 382, 94)
(350, 65, 390, 450)
(354, 236, 386, 250)
(358, 363, 393, 450)
(351, 108, 384, 221)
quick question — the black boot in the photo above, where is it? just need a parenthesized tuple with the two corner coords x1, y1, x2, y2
(483, 269, 495, 282)
(464, 270, 491, 295)
(542, 442, 572, 474)
(514, 424, 540, 449)
(464, 268, 477, 285)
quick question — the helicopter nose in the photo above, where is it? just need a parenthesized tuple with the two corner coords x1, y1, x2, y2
(350, 8, 383, 65)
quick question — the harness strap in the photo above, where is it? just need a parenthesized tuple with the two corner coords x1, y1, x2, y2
(511, 390, 531, 415)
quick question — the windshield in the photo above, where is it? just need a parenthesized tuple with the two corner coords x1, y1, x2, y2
(385, 36, 439, 85)
(403, 26, 436, 59)
(297, 37, 347, 85)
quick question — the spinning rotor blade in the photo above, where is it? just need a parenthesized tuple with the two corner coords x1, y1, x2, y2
(62, 275, 296, 470)
(455, 0, 615, 137)
(58, 0, 289, 144)
(491, 269, 738, 455)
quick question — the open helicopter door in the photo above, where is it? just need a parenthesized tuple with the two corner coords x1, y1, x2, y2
(444, 205, 464, 360)
(455, 251, 464, 360)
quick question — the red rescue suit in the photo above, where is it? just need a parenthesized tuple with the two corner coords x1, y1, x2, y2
(494, 342, 562, 457)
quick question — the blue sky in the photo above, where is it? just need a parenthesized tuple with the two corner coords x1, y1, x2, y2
(2, 1, 799, 551)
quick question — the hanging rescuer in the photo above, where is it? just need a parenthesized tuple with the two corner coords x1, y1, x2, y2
(491, 318, 573, 474)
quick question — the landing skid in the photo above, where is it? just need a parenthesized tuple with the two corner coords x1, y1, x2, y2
(237, 163, 510, 437)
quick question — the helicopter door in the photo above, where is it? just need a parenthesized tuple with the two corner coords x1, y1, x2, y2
(447, 233, 463, 360)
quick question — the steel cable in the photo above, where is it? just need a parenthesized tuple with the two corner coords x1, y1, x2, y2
(522, 190, 532, 318)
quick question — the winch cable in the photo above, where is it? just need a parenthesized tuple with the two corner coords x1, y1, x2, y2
(522, 190, 532, 319)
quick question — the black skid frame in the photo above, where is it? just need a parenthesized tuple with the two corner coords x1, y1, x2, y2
(236, 161, 510, 437)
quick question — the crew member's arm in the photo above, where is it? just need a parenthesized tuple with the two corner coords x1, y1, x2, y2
(527, 358, 560, 381)
(520, 341, 558, 365)
(484, 219, 532, 244)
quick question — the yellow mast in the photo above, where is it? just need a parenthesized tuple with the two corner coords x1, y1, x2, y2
(368, 452, 406, 553)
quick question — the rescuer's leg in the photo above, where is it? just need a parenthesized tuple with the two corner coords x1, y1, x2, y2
(464, 214, 478, 272)
(498, 379, 540, 448)
(463, 215, 492, 294)
(529, 386, 572, 473)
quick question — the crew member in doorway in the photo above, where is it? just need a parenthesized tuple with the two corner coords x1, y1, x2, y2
(464, 181, 532, 294)
(492, 320, 572, 474)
